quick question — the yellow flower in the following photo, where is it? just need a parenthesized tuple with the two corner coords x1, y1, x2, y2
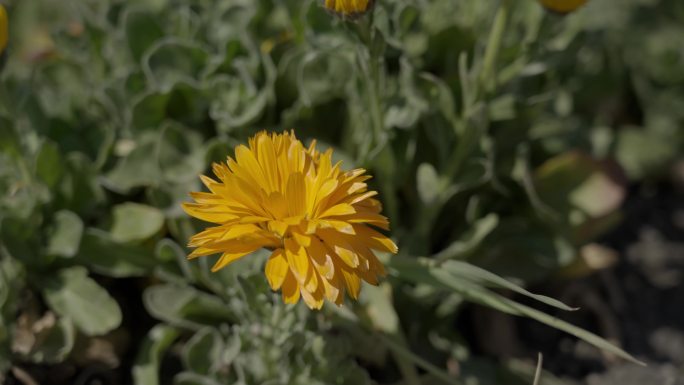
(322, 0, 374, 19)
(538, 0, 588, 14)
(0, 5, 8, 56)
(183, 131, 397, 309)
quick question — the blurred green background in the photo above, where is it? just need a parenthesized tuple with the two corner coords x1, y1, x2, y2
(1, 0, 683, 384)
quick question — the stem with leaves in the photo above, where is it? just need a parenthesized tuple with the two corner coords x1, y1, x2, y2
(480, 0, 511, 93)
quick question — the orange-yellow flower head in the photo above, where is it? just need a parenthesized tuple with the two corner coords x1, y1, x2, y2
(0, 5, 8, 56)
(322, 0, 374, 19)
(183, 131, 397, 309)
(538, 0, 588, 14)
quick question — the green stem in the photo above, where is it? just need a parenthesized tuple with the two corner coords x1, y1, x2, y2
(480, 0, 511, 93)
(443, 119, 480, 181)
(390, 337, 423, 385)
(429, 0, 512, 236)
(410, 202, 441, 255)
(365, 12, 385, 151)
(367, 52, 384, 148)
(352, 7, 384, 158)
(379, 334, 463, 385)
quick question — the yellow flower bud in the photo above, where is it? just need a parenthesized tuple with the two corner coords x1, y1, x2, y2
(538, 0, 588, 14)
(322, 0, 374, 19)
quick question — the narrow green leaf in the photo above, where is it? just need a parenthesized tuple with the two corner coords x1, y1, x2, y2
(464, 286, 644, 366)
(392, 256, 574, 311)
(439, 260, 577, 311)
(388, 256, 643, 365)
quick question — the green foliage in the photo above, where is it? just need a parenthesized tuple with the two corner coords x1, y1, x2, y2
(42, 266, 122, 336)
(1, 0, 682, 383)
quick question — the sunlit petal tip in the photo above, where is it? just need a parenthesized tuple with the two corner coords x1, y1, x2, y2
(300, 285, 324, 309)
(199, 174, 217, 188)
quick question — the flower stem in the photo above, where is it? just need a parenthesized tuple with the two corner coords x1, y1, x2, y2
(363, 9, 385, 152)
(480, 0, 511, 93)
(380, 334, 463, 385)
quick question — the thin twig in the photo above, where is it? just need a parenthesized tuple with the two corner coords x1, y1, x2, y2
(532, 353, 543, 385)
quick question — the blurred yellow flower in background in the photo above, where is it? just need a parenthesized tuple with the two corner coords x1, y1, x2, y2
(0, 5, 8, 56)
(183, 131, 397, 309)
(538, 0, 588, 14)
(322, 0, 374, 19)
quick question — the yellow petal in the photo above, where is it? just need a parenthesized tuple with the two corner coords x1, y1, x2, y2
(266, 192, 288, 219)
(235, 145, 269, 189)
(219, 224, 264, 240)
(189, 238, 269, 259)
(199, 174, 220, 190)
(265, 249, 289, 290)
(321, 275, 341, 304)
(283, 216, 304, 226)
(307, 236, 336, 280)
(182, 203, 238, 224)
(319, 220, 355, 234)
(300, 284, 324, 310)
(238, 216, 271, 224)
(211, 249, 255, 272)
(353, 225, 398, 254)
(348, 191, 378, 205)
(304, 268, 319, 293)
(316, 230, 359, 268)
(334, 245, 359, 268)
(314, 179, 338, 206)
(344, 212, 390, 230)
(187, 226, 227, 247)
(292, 231, 311, 248)
(341, 268, 361, 299)
(284, 238, 310, 284)
(281, 271, 301, 304)
(286, 172, 306, 216)
(189, 191, 224, 204)
(268, 220, 289, 237)
(255, 133, 280, 193)
(320, 203, 356, 218)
